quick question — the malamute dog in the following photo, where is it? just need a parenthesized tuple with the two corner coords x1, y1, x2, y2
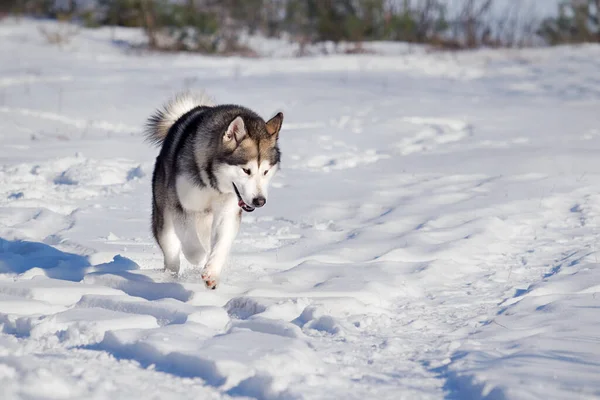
(145, 92, 283, 289)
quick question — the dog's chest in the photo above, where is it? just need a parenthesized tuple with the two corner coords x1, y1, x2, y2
(175, 175, 216, 212)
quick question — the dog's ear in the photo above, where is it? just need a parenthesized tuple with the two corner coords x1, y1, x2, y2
(266, 112, 283, 137)
(224, 116, 246, 145)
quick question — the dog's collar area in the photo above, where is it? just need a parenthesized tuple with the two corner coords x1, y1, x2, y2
(232, 183, 255, 212)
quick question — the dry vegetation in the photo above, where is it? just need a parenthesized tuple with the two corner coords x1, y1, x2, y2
(2, 0, 599, 54)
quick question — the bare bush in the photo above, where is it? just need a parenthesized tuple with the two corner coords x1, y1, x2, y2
(6, 0, 598, 52)
(38, 22, 79, 47)
(538, 0, 600, 44)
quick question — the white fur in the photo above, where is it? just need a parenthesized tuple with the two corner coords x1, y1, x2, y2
(215, 161, 278, 207)
(201, 195, 240, 283)
(176, 175, 214, 212)
(146, 91, 214, 145)
(157, 211, 182, 273)
(173, 174, 241, 285)
(170, 163, 276, 283)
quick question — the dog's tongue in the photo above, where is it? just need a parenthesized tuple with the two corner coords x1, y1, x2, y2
(238, 199, 255, 212)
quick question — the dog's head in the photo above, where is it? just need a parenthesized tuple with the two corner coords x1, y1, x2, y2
(215, 112, 283, 212)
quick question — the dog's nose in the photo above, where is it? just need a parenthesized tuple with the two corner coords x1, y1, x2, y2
(252, 196, 266, 208)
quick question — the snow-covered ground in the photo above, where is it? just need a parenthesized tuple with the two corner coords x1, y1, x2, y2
(1, 19, 600, 400)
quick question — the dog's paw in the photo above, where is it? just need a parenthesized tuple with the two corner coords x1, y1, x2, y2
(164, 263, 180, 276)
(201, 268, 219, 290)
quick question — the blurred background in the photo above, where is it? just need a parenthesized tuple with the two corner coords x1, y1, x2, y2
(1, 0, 598, 55)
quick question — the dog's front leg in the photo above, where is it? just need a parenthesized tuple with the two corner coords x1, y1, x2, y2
(201, 199, 240, 289)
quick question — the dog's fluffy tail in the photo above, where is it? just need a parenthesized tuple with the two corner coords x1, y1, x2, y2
(145, 91, 214, 146)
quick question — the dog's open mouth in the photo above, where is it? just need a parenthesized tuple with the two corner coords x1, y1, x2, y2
(233, 184, 255, 212)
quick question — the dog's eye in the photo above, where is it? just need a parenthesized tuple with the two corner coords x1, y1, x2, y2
(242, 168, 251, 176)
(263, 170, 269, 176)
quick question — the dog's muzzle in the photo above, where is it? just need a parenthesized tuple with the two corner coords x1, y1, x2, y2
(233, 184, 255, 212)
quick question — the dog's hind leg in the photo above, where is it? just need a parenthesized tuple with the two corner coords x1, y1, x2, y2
(153, 207, 181, 273)
(175, 212, 207, 268)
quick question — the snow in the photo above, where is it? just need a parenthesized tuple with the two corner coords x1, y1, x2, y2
(1, 18, 600, 400)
